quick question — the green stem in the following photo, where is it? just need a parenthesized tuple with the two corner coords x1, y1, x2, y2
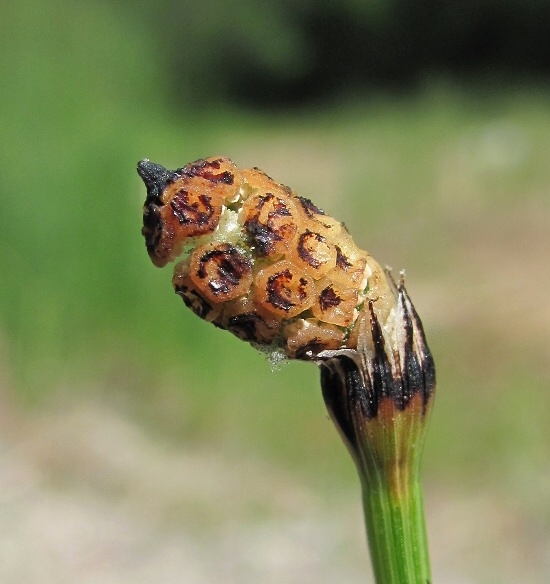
(319, 357, 433, 582)
(360, 470, 431, 584)
(318, 276, 436, 583)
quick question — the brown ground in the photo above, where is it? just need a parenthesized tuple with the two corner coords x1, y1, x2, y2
(1, 388, 549, 583)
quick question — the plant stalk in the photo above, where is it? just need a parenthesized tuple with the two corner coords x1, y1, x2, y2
(360, 448, 431, 583)
(318, 279, 435, 583)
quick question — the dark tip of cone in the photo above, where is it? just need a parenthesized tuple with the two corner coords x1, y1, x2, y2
(137, 159, 173, 196)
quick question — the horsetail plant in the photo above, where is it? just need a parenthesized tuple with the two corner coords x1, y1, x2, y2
(137, 156, 436, 583)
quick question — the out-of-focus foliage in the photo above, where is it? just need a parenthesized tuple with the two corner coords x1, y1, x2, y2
(125, 0, 550, 107)
(1, 0, 166, 391)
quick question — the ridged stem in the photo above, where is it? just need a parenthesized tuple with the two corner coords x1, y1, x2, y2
(353, 394, 433, 583)
(359, 449, 431, 583)
(321, 362, 434, 582)
(318, 276, 436, 583)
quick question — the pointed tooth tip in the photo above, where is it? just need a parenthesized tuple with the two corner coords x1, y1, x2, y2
(136, 159, 172, 191)
(137, 158, 159, 176)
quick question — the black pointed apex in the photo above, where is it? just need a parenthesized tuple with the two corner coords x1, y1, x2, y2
(137, 159, 174, 198)
(397, 282, 436, 409)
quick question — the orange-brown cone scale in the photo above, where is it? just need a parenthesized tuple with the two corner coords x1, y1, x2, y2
(138, 156, 396, 361)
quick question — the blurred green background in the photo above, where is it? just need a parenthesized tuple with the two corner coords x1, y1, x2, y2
(1, 0, 549, 581)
